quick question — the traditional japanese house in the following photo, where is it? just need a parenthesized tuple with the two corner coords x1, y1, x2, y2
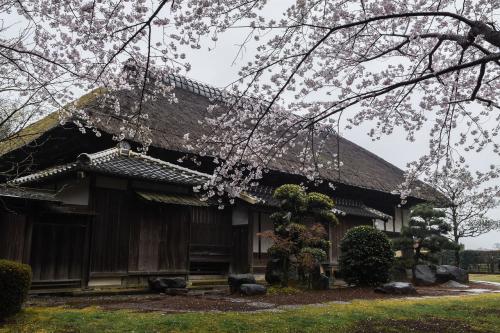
(0, 75, 441, 290)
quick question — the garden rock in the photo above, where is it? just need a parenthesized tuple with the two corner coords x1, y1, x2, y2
(239, 283, 267, 296)
(436, 265, 469, 284)
(149, 278, 167, 292)
(148, 277, 187, 292)
(413, 265, 437, 286)
(228, 274, 256, 293)
(375, 282, 417, 295)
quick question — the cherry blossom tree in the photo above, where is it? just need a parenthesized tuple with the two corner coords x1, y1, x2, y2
(430, 164, 500, 265)
(0, 0, 190, 150)
(0, 98, 38, 178)
(173, 0, 500, 201)
(0, 99, 31, 142)
(1, 1, 500, 201)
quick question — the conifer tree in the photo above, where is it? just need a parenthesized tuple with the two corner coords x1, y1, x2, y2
(394, 204, 457, 273)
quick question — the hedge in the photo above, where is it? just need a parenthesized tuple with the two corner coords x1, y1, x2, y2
(0, 259, 32, 320)
(339, 226, 394, 286)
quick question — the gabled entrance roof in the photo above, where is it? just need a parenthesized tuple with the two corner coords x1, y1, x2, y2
(136, 191, 209, 207)
(0, 185, 60, 202)
(9, 146, 211, 186)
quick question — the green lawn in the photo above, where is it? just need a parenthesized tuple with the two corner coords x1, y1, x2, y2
(1, 294, 499, 333)
(470, 274, 500, 283)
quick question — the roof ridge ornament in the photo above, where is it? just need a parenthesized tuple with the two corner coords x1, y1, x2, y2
(117, 141, 131, 151)
(77, 153, 92, 165)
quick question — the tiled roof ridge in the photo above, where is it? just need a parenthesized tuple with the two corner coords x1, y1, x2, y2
(9, 146, 212, 185)
(77, 147, 121, 165)
(163, 73, 274, 115)
(164, 74, 223, 100)
(8, 162, 78, 185)
(126, 149, 212, 179)
(79, 146, 211, 178)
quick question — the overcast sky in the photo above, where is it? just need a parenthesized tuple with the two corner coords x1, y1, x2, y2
(172, 8, 500, 250)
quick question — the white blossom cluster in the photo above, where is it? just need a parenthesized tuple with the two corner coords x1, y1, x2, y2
(2, 1, 500, 202)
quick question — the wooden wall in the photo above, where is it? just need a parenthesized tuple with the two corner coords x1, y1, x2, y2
(1, 187, 250, 286)
(91, 188, 131, 273)
(0, 211, 27, 262)
(189, 206, 232, 273)
(1, 208, 89, 288)
(30, 216, 87, 282)
(91, 187, 193, 276)
(128, 202, 189, 273)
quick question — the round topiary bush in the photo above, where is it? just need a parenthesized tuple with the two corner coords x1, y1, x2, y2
(339, 226, 394, 286)
(0, 259, 32, 320)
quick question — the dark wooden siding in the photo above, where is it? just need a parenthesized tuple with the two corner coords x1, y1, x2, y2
(30, 217, 86, 282)
(0, 211, 27, 262)
(128, 203, 189, 273)
(92, 187, 190, 275)
(190, 207, 232, 273)
(190, 207, 232, 247)
(90, 188, 131, 273)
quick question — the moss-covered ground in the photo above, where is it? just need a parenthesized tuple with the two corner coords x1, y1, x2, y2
(470, 274, 500, 283)
(1, 293, 499, 333)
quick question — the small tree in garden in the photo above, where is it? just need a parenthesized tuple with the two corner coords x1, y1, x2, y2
(394, 204, 457, 273)
(339, 226, 394, 286)
(264, 184, 336, 288)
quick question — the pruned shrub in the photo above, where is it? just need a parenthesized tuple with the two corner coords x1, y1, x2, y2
(0, 259, 32, 320)
(339, 226, 394, 286)
(264, 184, 337, 288)
(273, 184, 308, 212)
(307, 192, 334, 210)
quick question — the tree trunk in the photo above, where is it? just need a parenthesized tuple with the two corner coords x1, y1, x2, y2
(281, 257, 289, 287)
(412, 247, 420, 281)
(452, 206, 460, 267)
(454, 246, 460, 267)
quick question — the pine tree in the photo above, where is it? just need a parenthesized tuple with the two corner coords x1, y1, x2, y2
(394, 203, 457, 273)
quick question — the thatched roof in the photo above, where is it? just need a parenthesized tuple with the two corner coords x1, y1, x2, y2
(0, 89, 104, 157)
(0, 75, 441, 201)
